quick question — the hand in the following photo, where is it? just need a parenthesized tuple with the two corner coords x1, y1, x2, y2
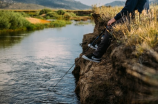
(107, 18, 116, 26)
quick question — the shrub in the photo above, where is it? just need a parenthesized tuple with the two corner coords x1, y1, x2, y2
(63, 13, 71, 20)
(0, 11, 30, 29)
(45, 16, 50, 19)
(20, 12, 30, 17)
(0, 17, 11, 29)
(26, 24, 36, 30)
(39, 9, 52, 15)
(56, 10, 66, 15)
(68, 12, 76, 17)
(46, 12, 59, 19)
(56, 15, 63, 20)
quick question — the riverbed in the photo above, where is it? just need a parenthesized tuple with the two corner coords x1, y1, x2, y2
(0, 20, 94, 104)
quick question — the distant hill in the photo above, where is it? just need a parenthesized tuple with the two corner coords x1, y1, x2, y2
(0, 2, 52, 10)
(150, 0, 158, 4)
(10, 0, 91, 10)
(0, 0, 91, 10)
(105, 1, 125, 7)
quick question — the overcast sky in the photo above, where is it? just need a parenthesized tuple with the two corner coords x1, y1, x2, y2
(76, 0, 126, 6)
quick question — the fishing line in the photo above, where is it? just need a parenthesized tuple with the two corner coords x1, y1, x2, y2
(52, 28, 107, 89)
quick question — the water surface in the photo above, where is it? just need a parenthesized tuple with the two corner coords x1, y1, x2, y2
(0, 21, 94, 104)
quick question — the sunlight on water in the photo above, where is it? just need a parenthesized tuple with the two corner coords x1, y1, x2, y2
(0, 20, 94, 104)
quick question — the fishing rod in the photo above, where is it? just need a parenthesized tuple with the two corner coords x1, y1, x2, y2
(53, 28, 107, 89)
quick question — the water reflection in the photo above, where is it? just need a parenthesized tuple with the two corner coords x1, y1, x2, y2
(0, 31, 32, 48)
(0, 20, 94, 103)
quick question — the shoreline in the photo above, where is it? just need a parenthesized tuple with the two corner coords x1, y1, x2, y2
(0, 17, 91, 35)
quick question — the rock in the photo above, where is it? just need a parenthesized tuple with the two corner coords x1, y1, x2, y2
(73, 13, 158, 104)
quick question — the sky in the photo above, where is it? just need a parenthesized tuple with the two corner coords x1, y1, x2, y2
(75, 0, 126, 6)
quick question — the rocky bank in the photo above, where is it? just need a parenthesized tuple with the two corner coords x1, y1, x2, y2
(72, 14, 158, 104)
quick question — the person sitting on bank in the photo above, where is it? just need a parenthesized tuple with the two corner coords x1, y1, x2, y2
(82, 0, 149, 63)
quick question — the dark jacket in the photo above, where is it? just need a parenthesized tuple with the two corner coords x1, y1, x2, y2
(114, 0, 149, 20)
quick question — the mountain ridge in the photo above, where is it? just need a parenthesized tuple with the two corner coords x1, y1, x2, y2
(0, 0, 91, 10)
(12, 0, 91, 10)
(105, 1, 125, 7)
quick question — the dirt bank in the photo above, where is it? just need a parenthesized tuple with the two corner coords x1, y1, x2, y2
(26, 17, 50, 24)
(73, 14, 158, 104)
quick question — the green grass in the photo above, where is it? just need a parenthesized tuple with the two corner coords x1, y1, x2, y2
(26, 20, 72, 31)
(0, 9, 91, 34)
(0, 10, 72, 34)
(0, 11, 30, 29)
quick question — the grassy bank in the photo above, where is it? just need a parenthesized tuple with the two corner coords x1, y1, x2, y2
(0, 9, 92, 34)
(0, 10, 72, 34)
(93, 5, 158, 55)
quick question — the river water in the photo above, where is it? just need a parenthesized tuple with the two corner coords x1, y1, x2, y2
(0, 21, 94, 104)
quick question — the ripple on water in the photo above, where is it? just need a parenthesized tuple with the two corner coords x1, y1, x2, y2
(0, 56, 78, 104)
(0, 21, 95, 103)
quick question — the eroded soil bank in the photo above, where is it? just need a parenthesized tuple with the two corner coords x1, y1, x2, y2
(73, 14, 158, 104)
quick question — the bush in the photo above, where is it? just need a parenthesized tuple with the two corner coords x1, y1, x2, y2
(45, 16, 50, 19)
(68, 12, 76, 17)
(26, 24, 36, 30)
(39, 9, 52, 15)
(0, 17, 11, 29)
(56, 10, 65, 15)
(0, 11, 30, 29)
(20, 12, 30, 17)
(56, 15, 63, 20)
(63, 13, 71, 20)
(46, 12, 59, 19)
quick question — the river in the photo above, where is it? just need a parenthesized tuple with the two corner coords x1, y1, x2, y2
(0, 20, 94, 104)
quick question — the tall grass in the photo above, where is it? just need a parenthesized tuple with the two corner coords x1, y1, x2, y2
(92, 5, 121, 23)
(92, 5, 158, 55)
(113, 9, 158, 55)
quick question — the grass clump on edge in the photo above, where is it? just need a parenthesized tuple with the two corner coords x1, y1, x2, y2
(112, 10, 158, 55)
(49, 20, 71, 27)
(26, 20, 72, 31)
